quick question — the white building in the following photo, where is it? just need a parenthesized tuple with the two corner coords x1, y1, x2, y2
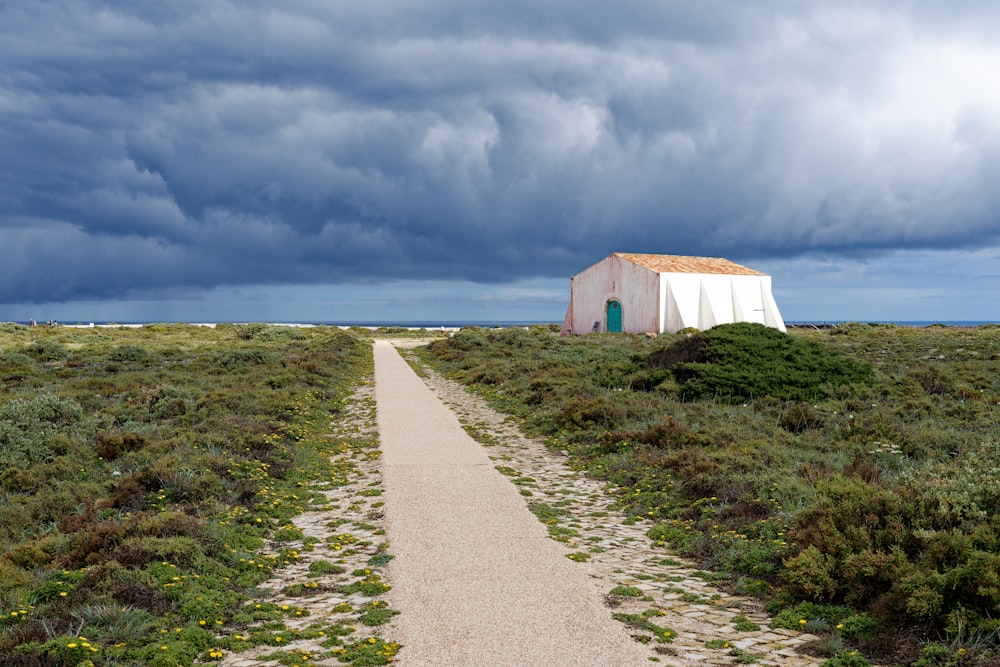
(560, 252, 786, 335)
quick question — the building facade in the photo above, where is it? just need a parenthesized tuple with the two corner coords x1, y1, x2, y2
(561, 253, 786, 335)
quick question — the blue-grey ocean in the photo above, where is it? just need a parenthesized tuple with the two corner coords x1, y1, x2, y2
(13, 320, 1000, 328)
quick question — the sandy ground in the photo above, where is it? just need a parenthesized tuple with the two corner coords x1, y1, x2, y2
(374, 341, 652, 666)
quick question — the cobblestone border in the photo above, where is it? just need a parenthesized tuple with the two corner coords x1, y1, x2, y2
(219, 376, 400, 666)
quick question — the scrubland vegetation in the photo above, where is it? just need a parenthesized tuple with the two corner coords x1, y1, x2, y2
(0, 323, 383, 666)
(4, 320, 998, 666)
(419, 322, 1000, 666)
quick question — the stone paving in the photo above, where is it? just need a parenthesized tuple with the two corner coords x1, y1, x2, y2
(219, 376, 400, 667)
(400, 347, 827, 666)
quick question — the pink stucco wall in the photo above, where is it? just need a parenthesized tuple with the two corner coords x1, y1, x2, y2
(566, 255, 658, 334)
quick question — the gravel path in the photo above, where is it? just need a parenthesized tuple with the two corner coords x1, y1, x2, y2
(374, 341, 652, 666)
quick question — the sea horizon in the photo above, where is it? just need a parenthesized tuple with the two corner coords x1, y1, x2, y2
(8, 319, 1000, 329)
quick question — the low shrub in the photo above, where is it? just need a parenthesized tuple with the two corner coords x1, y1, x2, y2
(233, 323, 305, 342)
(649, 322, 875, 402)
(216, 348, 275, 369)
(22, 339, 68, 361)
(823, 651, 872, 666)
(770, 601, 853, 630)
(0, 395, 88, 468)
(110, 344, 150, 362)
(781, 404, 824, 433)
(555, 395, 629, 432)
(148, 385, 192, 419)
(618, 417, 711, 450)
(838, 613, 880, 642)
(112, 536, 203, 568)
(0, 352, 35, 370)
(95, 431, 148, 460)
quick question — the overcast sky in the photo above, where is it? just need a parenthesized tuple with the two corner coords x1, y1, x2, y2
(3, 1, 1000, 323)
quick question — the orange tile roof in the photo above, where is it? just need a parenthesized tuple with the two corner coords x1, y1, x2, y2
(614, 252, 766, 276)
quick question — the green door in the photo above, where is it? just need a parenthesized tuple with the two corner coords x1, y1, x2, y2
(606, 300, 622, 333)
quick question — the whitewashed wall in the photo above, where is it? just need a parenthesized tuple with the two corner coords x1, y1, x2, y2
(660, 274, 785, 333)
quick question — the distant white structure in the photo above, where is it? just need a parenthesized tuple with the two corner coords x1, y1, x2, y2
(561, 252, 786, 335)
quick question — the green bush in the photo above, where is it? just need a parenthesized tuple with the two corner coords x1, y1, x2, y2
(781, 404, 824, 433)
(113, 537, 204, 567)
(110, 344, 150, 362)
(618, 417, 711, 450)
(837, 613, 879, 641)
(770, 601, 852, 629)
(822, 651, 871, 667)
(782, 546, 838, 601)
(148, 385, 192, 418)
(555, 395, 629, 431)
(0, 395, 87, 467)
(649, 323, 875, 402)
(0, 352, 35, 370)
(22, 339, 68, 361)
(0, 559, 33, 597)
(233, 323, 305, 341)
(216, 348, 275, 369)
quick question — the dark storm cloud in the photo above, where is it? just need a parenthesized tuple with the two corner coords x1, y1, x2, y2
(3, 0, 1000, 303)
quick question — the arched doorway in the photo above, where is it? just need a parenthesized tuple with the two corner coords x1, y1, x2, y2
(606, 300, 622, 333)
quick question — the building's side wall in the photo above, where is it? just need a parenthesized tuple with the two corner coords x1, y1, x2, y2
(727, 275, 786, 332)
(566, 255, 658, 333)
(659, 273, 787, 333)
(621, 259, 660, 333)
(759, 276, 787, 332)
(660, 273, 701, 332)
(698, 275, 737, 329)
(560, 283, 574, 335)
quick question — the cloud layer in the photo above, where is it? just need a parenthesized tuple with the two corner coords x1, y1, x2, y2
(3, 1, 1000, 307)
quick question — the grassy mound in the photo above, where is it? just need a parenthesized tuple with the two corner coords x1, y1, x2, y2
(649, 323, 875, 402)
